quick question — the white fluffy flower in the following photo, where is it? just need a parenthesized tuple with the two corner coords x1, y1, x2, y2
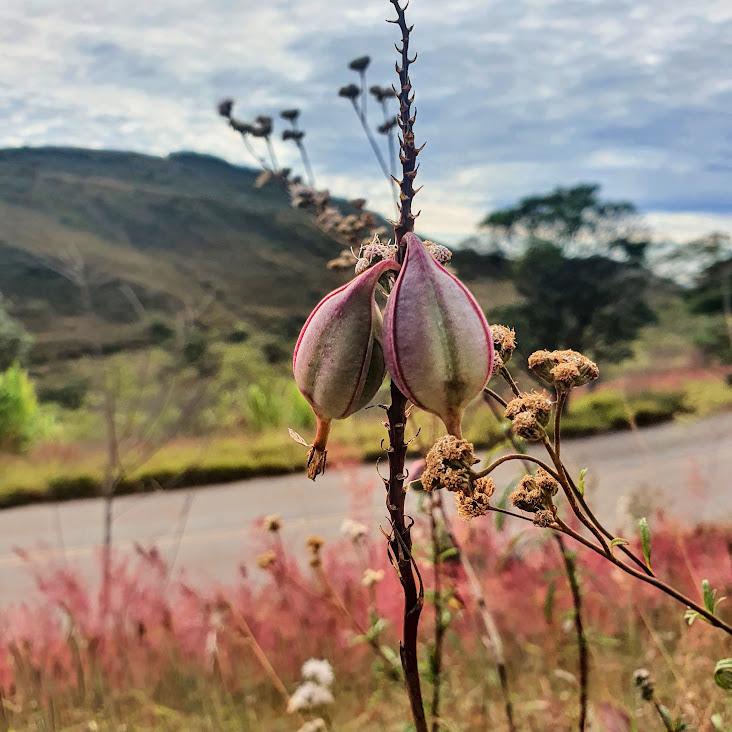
(287, 682, 334, 712)
(340, 518, 368, 542)
(361, 568, 385, 587)
(301, 658, 334, 687)
(297, 720, 326, 732)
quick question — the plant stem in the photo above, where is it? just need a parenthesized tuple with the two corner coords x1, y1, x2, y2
(385, 4, 428, 730)
(474, 453, 561, 482)
(554, 535, 588, 732)
(429, 497, 444, 732)
(295, 139, 316, 187)
(555, 520, 732, 634)
(437, 498, 516, 732)
(386, 383, 427, 731)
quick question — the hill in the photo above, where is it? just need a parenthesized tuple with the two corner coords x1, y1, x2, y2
(0, 147, 510, 363)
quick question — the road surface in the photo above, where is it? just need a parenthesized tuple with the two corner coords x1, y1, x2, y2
(0, 412, 730, 604)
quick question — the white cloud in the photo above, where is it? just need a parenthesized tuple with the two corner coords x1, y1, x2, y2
(1, 0, 731, 243)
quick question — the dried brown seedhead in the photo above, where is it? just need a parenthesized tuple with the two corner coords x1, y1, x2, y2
(528, 349, 599, 391)
(306, 535, 325, 554)
(257, 550, 277, 570)
(533, 509, 555, 528)
(455, 477, 495, 520)
(489, 324, 516, 375)
(510, 470, 557, 514)
(505, 390, 553, 425)
(511, 411, 545, 441)
(422, 435, 478, 493)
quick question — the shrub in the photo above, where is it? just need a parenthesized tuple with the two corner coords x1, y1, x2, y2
(0, 365, 48, 452)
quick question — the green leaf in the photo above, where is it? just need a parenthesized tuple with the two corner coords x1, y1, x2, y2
(714, 658, 732, 690)
(543, 580, 556, 625)
(578, 467, 588, 495)
(439, 547, 459, 562)
(610, 538, 629, 548)
(638, 517, 652, 571)
(407, 479, 424, 492)
(710, 713, 724, 731)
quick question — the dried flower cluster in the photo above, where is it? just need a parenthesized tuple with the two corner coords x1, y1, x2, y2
(510, 469, 559, 527)
(455, 477, 496, 520)
(528, 349, 599, 392)
(421, 435, 478, 493)
(489, 324, 516, 374)
(306, 535, 325, 568)
(288, 658, 335, 713)
(341, 518, 369, 542)
(505, 390, 553, 440)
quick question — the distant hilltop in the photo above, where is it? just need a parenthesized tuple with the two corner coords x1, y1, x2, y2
(0, 147, 506, 363)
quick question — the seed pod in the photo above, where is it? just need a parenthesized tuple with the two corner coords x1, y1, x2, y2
(383, 233, 493, 437)
(294, 259, 398, 476)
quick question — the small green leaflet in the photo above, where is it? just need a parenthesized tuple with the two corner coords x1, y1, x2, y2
(610, 538, 629, 549)
(684, 580, 726, 626)
(638, 517, 652, 571)
(578, 468, 588, 496)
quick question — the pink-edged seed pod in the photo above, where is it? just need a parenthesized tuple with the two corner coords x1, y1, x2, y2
(293, 259, 399, 478)
(382, 232, 493, 438)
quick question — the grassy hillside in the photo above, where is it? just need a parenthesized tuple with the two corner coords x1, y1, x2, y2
(0, 147, 513, 364)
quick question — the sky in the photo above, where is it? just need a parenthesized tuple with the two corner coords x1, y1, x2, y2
(2, 0, 732, 245)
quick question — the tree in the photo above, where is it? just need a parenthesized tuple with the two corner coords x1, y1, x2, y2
(494, 240, 655, 363)
(482, 185, 655, 364)
(671, 232, 732, 365)
(481, 183, 648, 260)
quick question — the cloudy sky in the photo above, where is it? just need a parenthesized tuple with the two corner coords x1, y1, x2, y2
(2, 0, 732, 243)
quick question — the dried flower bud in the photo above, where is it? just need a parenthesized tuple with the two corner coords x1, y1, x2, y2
(257, 550, 276, 570)
(361, 568, 385, 587)
(633, 668, 654, 701)
(338, 84, 361, 100)
(280, 108, 300, 122)
(489, 324, 516, 374)
(528, 349, 599, 392)
(422, 435, 478, 492)
(511, 411, 545, 440)
(455, 477, 496, 520)
(423, 241, 452, 264)
(533, 509, 555, 528)
(294, 260, 399, 478)
(383, 233, 494, 437)
(306, 535, 325, 554)
(505, 391, 552, 426)
(348, 55, 371, 72)
(217, 98, 234, 118)
(510, 470, 558, 513)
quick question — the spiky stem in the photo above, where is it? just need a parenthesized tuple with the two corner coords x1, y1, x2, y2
(385, 3, 427, 730)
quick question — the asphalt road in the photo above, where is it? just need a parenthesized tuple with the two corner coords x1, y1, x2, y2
(0, 412, 730, 604)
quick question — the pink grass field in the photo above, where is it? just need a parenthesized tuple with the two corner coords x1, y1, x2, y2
(0, 502, 729, 731)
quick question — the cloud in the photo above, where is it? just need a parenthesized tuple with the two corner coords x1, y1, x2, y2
(1, 0, 731, 243)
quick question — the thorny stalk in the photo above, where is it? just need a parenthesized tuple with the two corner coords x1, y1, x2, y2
(384, 2, 428, 730)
